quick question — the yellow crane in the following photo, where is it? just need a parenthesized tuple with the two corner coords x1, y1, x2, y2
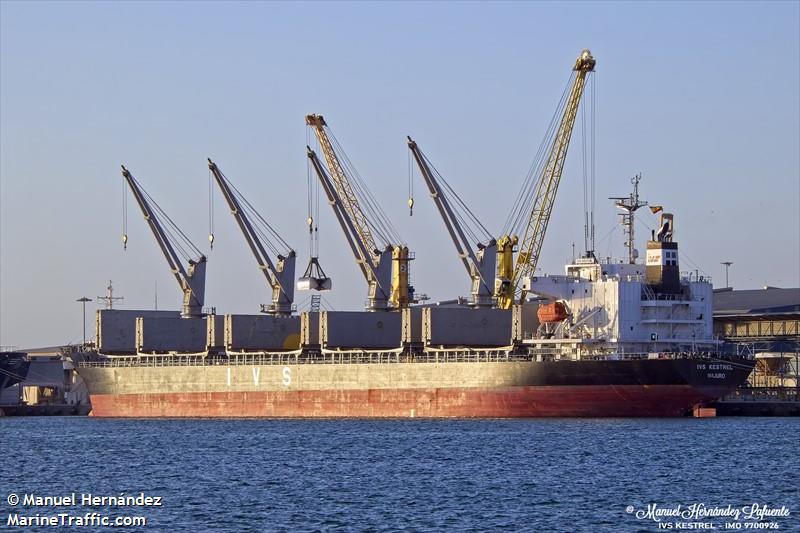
(497, 49, 596, 309)
(306, 114, 412, 310)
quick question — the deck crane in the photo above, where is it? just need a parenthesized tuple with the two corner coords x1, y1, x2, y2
(496, 49, 596, 309)
(305, 114, 412, 311)
(207, 159, 296, 315)
(407, 137, 496, 307)
(121, 165, 207, 318)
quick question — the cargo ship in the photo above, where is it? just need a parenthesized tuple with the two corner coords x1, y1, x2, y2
(74, 202, 754, 417)
(74, 50, 753, 417)
(77, 352, 751, 418)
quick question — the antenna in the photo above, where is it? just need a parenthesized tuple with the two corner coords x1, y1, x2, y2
(610, 173, 647, 264)
(97, 280, 124, 310)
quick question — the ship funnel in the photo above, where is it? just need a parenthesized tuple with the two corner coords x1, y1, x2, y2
(646, 213, 679, 293)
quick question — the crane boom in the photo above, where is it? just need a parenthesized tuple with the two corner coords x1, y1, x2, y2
(306, 114, 379, 256)
(121, 165, 206, 317)
(497, 49, 595, 309)
(307, 147, 392, 310)
(305, 114, 412, 310)
(407, 137, 496, 307)
(207, 159, 295, 315)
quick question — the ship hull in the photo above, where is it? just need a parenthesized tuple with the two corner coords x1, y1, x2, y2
(77, 356, 754, 418)
(88, 385, 734, 418)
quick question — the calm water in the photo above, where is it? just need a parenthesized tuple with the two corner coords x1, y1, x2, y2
(1, 417, 797, 532)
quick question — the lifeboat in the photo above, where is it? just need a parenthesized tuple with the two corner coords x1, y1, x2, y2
(537, 301, 569, 323)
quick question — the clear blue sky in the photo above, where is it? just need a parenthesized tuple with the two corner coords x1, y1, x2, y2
(1, 1, 798, 348)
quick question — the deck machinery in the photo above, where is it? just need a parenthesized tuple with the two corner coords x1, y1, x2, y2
(108, 166, 212, 354)
(207, 158, 302, 352)
(121, 165, 207, 319)
(208, 158, 296, 316)
(305, 114, 413, 312)
(407, 137, 497, 308)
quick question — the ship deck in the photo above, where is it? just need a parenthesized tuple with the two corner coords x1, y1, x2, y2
(77, 350, 748, 368)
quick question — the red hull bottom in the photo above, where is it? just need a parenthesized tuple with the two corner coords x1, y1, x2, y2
(88, 385, 727, 418)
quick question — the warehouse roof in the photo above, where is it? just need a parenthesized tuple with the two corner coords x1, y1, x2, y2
(714, 287, 800, 317)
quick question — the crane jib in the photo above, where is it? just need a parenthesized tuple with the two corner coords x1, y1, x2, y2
(305, 115, 411, 310)
(207, 159, 295, 316)
(120, 166, 207, 318)
(498, 49, 595, 309)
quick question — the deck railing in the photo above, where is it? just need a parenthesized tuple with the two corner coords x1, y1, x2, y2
(76, 350, 750, 369)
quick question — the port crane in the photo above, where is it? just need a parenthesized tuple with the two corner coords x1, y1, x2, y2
(121, 165, 207, 318)
(305, 114, 412, 311)
(407, 137, 497, 307)
(497, 49, 596, 309)
(207, 159, 296, 315)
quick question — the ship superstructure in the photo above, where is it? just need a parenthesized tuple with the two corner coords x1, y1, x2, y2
(521, 243, 714, 360)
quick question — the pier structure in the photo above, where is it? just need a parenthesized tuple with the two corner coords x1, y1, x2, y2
(712, 287, 800, 415)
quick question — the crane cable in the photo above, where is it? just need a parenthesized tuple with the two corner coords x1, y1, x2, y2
(591, 74, 597, 253)
(316, 148, 320, 257)
(581, 77, 589, 255)
(208, 167, 215, 250)
(407, 147, 414, 216)
(416, 147, 493, 245)
(214, 166, 293, 257)
(133, 175, 204, 262)
(514, 72, 573, 237)
(580, 73, 597, 256)
(307, 127, 314, 257)
(324, 128, 404, 246)
(122, 176, 128, 250)
(501, 71, 575, 238)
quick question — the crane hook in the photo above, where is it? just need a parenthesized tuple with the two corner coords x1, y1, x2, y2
(122, 233, 128, 251)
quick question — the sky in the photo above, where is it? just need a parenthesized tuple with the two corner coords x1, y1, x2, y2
(1, 1, 798, 348)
